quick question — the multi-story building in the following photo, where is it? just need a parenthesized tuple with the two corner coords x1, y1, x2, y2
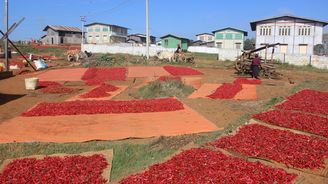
(212, 27, 248, 49)
(250, 15, 328, 55)
(85, 22, 128, 44)
(41, 25, 82, 45)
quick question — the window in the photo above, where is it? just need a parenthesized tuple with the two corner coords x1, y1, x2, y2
(259, 26, 272, 36)
(88, 28, 93, 32)
(217, 42, 223, 49)
(279, 26, 291, 36)
(95, 35, 100, 42)
(164, 39, 168, 47)
(103, 35, 108, 41)
(235, 43, 241, 49)
(235, 33, 243, 40)
(208, 36, 212, 41)
(280, 44, 288, 54)
(225, 33, 233, 39)
(299, 44, 308, 55)
(298, 26, 311, 36)
(103, 27, 109, 32)
(216, 33, 224, 39)
(95, 27, 101, 32)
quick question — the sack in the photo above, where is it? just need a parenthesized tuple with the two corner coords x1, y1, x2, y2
(34, 59, 48, 70)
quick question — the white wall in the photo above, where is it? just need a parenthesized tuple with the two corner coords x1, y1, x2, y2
(188, 46, 242, 61)
(82, 44, 175, 57)
(82, 44, 328, 69)
(262, 53, 328, 69)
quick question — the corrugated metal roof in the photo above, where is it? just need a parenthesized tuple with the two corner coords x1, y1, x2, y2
(212, 27, 248, 36)
(84, 22, 129, 30)
(250, 15, 328, 31)
(43, 25, 81, 32)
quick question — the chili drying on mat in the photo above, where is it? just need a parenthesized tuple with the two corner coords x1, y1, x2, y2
(120, 148, 297, 184)
(22, 98, 185, 117)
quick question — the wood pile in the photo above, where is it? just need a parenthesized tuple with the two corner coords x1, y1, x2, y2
(235, 43, 282, 79)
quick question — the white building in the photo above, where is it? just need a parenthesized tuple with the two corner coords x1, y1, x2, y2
(212, 27, 248, 49)
(85, 22, 128, 44)
(250, 15, 328, 55)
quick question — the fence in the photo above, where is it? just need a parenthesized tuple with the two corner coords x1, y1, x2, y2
(188, 46, 328, 69)
(81, 44, 328, 69)
(82, 44, 175, 57)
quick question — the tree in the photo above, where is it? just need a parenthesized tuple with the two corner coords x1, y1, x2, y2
(313, 44, 325, 56)
(244, 38, 255, 50)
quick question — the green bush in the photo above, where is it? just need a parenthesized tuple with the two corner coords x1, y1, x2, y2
(138, 80, 195, 99)
(93, 54, 126, 66)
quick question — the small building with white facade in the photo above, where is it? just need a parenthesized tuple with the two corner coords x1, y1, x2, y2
(212, 27, 248, 49)
(250, 15, 328, 55)
(85, 22, 128, 44)
(195, 33, 214, 43)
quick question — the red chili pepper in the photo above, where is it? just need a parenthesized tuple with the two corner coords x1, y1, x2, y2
(82, 68, 127, 86)
(276, 89, 328, 115)
(0, 154, 109, 184)
(21, 98, 185, 117)
(253, 110, 328, 138)
(210, 124, 328, 169)
(207, 83, 243, 99)
(163, 66, 203, 76)
(120, 148, 297, 184)
(80, 83, 119, 98)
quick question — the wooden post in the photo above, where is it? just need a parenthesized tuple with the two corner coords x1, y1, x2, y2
(264, 46, 268, 63)
(270, 47, 275, 63)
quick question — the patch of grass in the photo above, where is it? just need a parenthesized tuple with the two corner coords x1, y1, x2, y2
(138, 80, 195, 99)
(194, 59, 235, 69)
(290, 77, 328, 94)
(193, 52, 218, 60)
(276, 63, 328, 73)
(16, 45, 66, 57)
(264, 96, 285, 109)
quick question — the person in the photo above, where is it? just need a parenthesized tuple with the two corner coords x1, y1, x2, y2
(251, 54, 261, 79)
(175, 44, 182, 53)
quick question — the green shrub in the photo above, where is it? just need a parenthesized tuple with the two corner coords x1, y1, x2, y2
(138, 80, 195, 99)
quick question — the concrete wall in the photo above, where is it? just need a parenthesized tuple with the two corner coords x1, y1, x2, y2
(261, 53, 328, 69)
(82, 44, 175, 57)
(188, 46, 328, 69)
(82, 44, 328, 69)
(188, 46, 242, 61)
(255, 17, 324, 55)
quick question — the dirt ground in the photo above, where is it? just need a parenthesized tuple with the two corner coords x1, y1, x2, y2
(1, 58, 328, 182)
(1, 63, 327, 129)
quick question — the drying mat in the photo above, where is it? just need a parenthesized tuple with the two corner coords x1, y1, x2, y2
(128, 66, 171, 78)
(37, 68, 88, 82)
(0, 105, 220, 143)
(189, 83, 221, 99)
(66, 86, 128, 101)
(233, 84, 257, 100)
(0, 149, 113, 183)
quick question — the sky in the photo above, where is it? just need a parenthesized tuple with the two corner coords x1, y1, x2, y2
(0, 0, 327, 41)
